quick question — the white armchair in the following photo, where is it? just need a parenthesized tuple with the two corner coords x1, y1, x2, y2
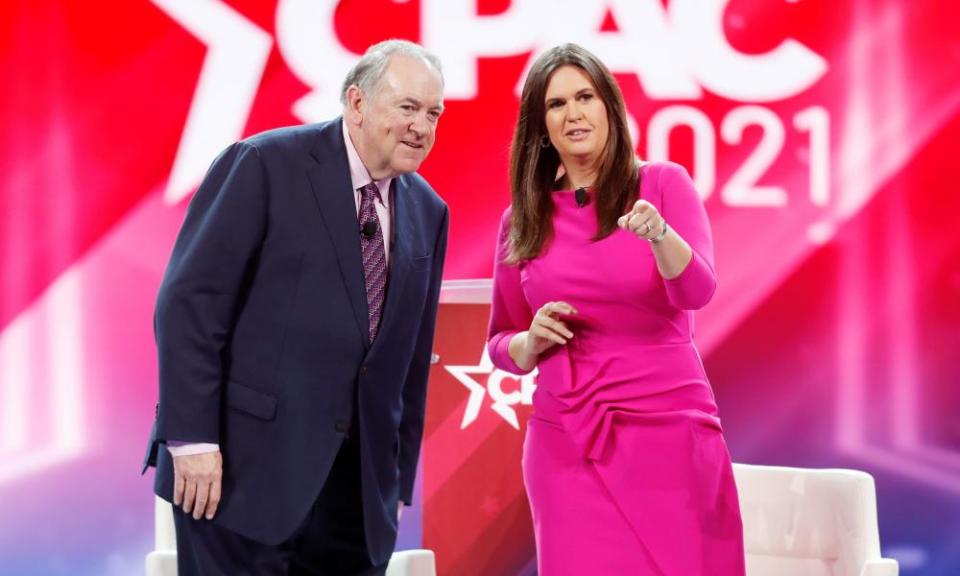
(145, 497, 436, 576)
(733, 463, 899, 576)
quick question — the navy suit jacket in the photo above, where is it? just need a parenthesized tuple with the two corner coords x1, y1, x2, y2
(143, 119, 448, 563)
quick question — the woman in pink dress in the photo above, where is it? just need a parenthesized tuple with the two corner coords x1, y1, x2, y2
(487, 44, 745, 575)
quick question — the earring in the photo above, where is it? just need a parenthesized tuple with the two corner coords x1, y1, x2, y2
(540, 135, 551, 148)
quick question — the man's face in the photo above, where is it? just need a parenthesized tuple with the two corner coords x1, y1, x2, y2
(346, 55, 444, 180)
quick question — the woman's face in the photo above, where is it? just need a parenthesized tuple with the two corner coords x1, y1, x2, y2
(543, 65, 609, 168)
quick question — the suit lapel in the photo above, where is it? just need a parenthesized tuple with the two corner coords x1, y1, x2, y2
(306, 121, 370, 344)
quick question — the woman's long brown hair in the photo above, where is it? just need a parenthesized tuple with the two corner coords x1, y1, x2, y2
(506, 43, 639, 264)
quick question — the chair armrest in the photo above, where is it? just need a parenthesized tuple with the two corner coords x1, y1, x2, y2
(860, 558, 899, 576)
(145, 550, 177, 576)
(386, 549, 437, 576)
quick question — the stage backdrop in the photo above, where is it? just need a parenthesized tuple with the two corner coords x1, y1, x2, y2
(2, 1, 959, 574)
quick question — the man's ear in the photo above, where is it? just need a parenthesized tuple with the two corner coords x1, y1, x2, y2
(344, 85, 364, 126)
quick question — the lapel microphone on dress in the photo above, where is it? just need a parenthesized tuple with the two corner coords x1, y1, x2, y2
(574, 187, 589, 208)
(362, 220, 378, 239)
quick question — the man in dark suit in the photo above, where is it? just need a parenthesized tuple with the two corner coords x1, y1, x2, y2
(143, 40, 447, 575)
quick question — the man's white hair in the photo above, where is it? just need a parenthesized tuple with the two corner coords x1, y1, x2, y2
(340, 39, 443, 104)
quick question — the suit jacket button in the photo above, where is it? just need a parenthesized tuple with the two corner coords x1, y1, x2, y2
(359, 365, 368, 376)
(335, 421, 350, 434)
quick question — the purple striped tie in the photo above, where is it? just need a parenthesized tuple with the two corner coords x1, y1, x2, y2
(358, 182, 387, 342)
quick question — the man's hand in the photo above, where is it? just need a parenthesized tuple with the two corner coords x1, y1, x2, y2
(173, 451, 223, 520)
(398, 501, 405, 523)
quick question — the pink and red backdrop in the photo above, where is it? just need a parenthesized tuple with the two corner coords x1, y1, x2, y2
(1, 1, 959, 574)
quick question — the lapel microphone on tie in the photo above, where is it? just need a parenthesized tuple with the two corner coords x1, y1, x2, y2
(362, 220, 378, 239)
(575, 187, 589, 208)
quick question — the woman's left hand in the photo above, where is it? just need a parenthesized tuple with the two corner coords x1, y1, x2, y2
(618, 199, 664, 241)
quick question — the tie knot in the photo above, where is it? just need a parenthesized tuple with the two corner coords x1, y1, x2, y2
(359, 182, 382, 203)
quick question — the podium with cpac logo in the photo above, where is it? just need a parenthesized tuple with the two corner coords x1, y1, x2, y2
(422, 279, 537, 576)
